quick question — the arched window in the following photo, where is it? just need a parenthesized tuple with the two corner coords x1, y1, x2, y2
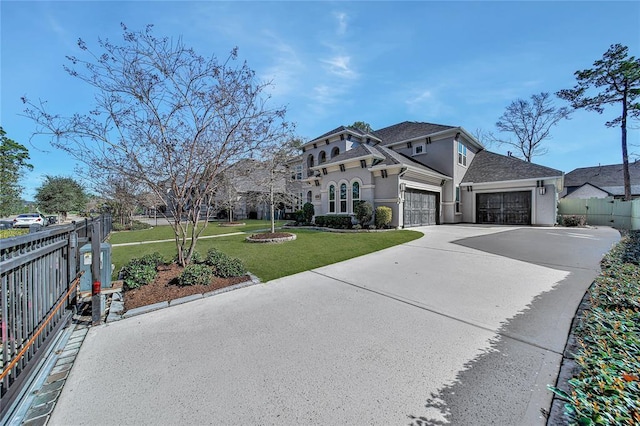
(340, 183, 347, 213)
(331, 147, 340, 158)
(307, 154, 314, 168)
(319, 151, 327, 164)
(329, 185, 336, 213)
(307, 191, 312, 204)
(352, 181, 360, 212)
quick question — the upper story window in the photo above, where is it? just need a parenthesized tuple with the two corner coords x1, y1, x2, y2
(291, 164, 303, 180)
(331, 147, 340, 158)
(307, 153, 315, 168)
(319, 151, 327, 164)
(457, 142, 467, 166)
(414, 144, 425, 155)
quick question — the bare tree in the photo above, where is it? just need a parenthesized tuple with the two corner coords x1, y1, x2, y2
(492, 92, 571, 162)
(22, 24, 292, 265)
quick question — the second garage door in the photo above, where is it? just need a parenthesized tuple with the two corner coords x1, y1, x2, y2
(476, 191, 531, 225)
(403, 189, 438, 227)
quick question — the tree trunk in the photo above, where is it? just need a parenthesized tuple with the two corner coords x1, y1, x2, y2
(621, 91, 631, 201)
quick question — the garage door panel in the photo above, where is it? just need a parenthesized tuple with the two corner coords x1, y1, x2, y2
(403, 189, 438, 227)
(477, 191, 531, 225)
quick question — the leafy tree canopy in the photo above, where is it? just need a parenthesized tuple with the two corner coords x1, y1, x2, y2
(557, 43, 640, 200)
(350, 121, 373, 133)
(0, 127, 33, 216)
(35, 175, 88, 220)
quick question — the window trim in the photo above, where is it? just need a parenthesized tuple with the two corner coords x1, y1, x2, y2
(339, 182, 348, 213)
(351, 181, 361, 212)
(328, 184, 336, 213)
(457, 141, 467, 167)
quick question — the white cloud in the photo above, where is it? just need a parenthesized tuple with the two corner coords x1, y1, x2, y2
(321, 55, 358, 79)
(334, 11, 348, 35)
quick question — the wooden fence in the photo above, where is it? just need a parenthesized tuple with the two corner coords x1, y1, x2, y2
(558, 197, 640, 230)
(0, 216, 111, 417)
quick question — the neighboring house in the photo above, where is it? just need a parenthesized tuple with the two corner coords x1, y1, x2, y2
(214, 158, 300, 220)
(292, 121, 564, 227)
(561, 162, 640, 200)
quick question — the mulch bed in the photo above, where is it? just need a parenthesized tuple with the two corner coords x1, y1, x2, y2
(123, 263, 250, 311)
(248, 232, 293, 239)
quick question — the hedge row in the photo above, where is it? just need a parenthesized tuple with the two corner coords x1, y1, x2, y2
(551, 231, 640, 425)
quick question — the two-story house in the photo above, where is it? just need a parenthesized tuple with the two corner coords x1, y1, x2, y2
(293, 121, 563, 227)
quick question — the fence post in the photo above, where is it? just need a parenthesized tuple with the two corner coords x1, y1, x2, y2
(91, 219, 102, 325)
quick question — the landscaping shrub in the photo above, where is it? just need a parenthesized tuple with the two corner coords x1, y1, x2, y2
(112, 220, 152, 231)
(562, 215, 586, 227)
(205, 247, 246, 277)
(214, 257, 246, 278)
(294, 210, 304, 224)
(120, 252, 165, 290)
(178, 263, 213, 286)
(313, 215, 352, 229)
(302, 202, 315, 224)
(375, 206, 392, 229)
(549, 230, 640, 425)
(354, 201, 373, 225)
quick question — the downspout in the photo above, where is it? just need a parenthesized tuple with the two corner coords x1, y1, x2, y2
(398, 167, 408, 228)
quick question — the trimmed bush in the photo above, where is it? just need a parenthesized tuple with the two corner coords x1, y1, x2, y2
(354, 201, 373, 225)
(214, 257, 246, 278)
(549, 231, 640, 425)
(205, 247, 246, 277)
(178, 263, 213, 286)
(313, 215, 352, 229)
(375, 206, 392, 229)
(562, 215, 586, 227)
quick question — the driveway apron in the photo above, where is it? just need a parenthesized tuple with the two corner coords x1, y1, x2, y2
(48, 225, 620, 425)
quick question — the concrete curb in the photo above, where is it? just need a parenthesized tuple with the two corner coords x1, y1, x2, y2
(546, 284, 593, 425)
(106, 273, 261, 322)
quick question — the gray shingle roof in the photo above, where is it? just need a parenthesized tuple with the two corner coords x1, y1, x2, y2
(375, 146, 449, 176)
(373, 121, 455, 145)
(565, 162, 640, 188)
(318, 143, 384, 167)
(309, 125, 379, 144)
(461, 150, 563, 183)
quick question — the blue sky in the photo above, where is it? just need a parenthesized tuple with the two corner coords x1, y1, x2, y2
(2, 1, 639, 200)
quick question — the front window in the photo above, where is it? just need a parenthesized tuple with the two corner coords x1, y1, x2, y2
(329, 185, 336, 213)
(455, 186, 461, 213)
(307, 191, 313, 204)
(458, 142, 467, 166)
(352, 182, 360, 212)
(319, 151, 327, 164)
(340, 183, 347, 213)
(331, 147, 340, 158)
(307, 154, 315, 168)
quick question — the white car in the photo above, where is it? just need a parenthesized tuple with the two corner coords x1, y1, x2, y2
(13, 213, 49, 228)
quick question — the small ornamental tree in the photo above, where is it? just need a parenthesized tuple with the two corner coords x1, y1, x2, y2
(22, 24, 292, 266)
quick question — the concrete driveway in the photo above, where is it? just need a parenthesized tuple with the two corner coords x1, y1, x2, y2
(49, 225, 620, 425)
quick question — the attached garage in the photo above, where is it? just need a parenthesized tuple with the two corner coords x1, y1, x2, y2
(476, 191, 531, 225)
(403, 189, 439, 227)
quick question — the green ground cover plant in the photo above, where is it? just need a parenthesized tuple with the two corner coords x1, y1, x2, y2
(111, 228, 422, 282)
(108, 219, 285, 245)
(0, 229, 28, 239)
(550, 230, 639, 425)
(120, 252, 165, 289)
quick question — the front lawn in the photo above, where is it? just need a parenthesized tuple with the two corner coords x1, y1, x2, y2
(111, 228, 423, 282)
(108, 219, 285, 245)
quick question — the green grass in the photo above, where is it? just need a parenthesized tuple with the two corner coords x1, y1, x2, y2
(111, 228, 423, 282)
(0, 229, 28, 239)
(108, 219, 285, 245)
